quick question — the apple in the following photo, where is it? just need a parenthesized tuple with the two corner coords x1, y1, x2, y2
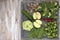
(33, 12, 41, 19)
(33, 20, 42, 28)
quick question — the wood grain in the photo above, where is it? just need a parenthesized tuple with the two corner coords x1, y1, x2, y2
(0, 0, 21, 40)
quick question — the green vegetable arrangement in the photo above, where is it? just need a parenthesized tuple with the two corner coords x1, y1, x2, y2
(37, 2, 59, 19)
(21, 1, 59, 39)
(45, 21, 58, 38)
(29, 27, 44, 39)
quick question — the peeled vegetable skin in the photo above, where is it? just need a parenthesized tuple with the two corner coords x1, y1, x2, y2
(22, 20, 33, 31)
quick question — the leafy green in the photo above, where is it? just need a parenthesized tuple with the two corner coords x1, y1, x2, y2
(37, 1, 59, 19)
(29, 27, 45, 39)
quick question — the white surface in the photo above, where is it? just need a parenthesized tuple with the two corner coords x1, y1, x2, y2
(0, 0, 21, 40)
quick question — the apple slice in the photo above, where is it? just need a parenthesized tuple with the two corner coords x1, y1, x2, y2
(33, 12, 41, 19)
(33, 20, 42, 28)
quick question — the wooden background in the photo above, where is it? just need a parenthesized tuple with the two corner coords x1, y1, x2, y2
(0, 0, 21, 40)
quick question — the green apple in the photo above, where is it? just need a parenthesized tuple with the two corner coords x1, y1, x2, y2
(22, 20, 33, 31)
(33, 20, 42, 28)
(33, 12, 41, 19)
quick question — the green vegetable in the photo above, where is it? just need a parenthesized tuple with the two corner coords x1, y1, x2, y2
(48, 12, 51, 18)
(37, 27, 44, 38)
(29, 27, 44, 38)
(22, 1, 58, 39)
(21, 9, 33, 21)
(37, 1, 59, 18)
(22, 20, 33, 31)
(37, 6, 42, 10)
(45, 21, 58, 38)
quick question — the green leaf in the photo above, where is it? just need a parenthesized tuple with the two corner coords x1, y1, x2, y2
(29, 27, 44, 39)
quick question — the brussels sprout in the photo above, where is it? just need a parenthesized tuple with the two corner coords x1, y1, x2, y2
(45, 21, 58, 38)
(52, 33, 57, 37)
